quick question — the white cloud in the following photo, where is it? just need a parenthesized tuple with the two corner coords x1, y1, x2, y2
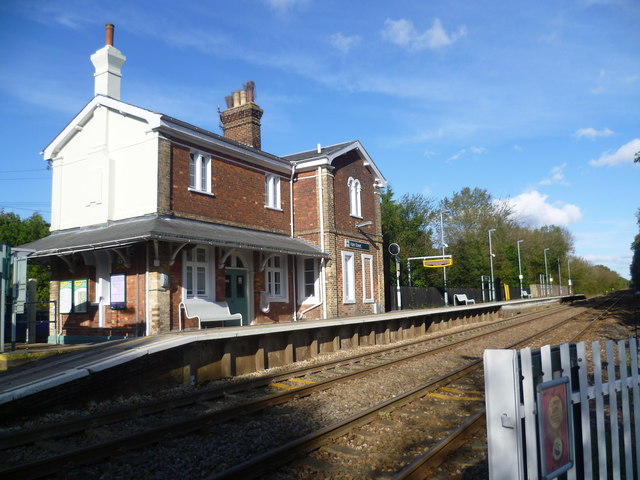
(449, 149, 466, 161)
(264, 0, 310, 14)
(513, 144, 523, 152)
(539, 163, 569, 186)
(381, 18, 467, 51)
(573, 127, 614, 140)
(503, 191, 582, 227)
(448, 145, 486, 161)
(329, 33, 361, 53)
(590, 138, 640, 166)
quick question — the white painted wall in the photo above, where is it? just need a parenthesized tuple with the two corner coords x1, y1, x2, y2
(50, 106, 159, 231)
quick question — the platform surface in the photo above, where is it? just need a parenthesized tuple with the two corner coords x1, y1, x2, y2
(0, 297, 560, 406)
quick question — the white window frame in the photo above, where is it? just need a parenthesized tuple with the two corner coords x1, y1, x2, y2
(189, 151, 212, 195)
(342, 251, 356, 304)
(298, 257, 320, 304)
(265, 254, 288, 302)
(183, 246, 213, 300)
(348, 177, 362, 218)
(362, 254, 374, 303)
(265, 174, 281, 210)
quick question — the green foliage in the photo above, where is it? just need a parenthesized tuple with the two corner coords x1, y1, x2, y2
(0, 210, 51, 304)
(631, 208, 640, 289)
(0, 211, 49, 247)
(381, 187, 439, 287)
(381, 186, 628, 295)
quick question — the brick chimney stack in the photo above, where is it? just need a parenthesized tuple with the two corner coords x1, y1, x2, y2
(219, 81, 264, 150)
(90, 24, 126, 99)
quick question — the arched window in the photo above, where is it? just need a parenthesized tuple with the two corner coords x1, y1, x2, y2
(347, 177, 362, 218)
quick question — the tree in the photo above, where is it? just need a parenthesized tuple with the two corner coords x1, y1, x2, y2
(0, 211, 50, 304)
(440, 188, 516, 287)
(631, 208, 640, 289)
(381, 187, 437, 287)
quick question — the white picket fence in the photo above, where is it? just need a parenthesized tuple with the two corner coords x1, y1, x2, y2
(485, 337, 640, 479)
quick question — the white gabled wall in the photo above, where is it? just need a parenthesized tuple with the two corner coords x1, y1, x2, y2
(50, 106, 159, 231)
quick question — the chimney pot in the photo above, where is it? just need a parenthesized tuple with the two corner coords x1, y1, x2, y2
(220, 82, 264, 149)
(245, 81, 255, 102)
(105, 23, 115, 46)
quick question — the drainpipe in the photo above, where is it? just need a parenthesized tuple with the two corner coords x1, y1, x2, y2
(318, 166, 327, 320)
(145, 242, 150, 336)
(290, 162, 297, 238)
(300, 300, 322, 318)
(290, 163, 298, 321)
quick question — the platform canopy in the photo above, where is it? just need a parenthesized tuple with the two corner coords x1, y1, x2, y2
(21, 215, 326, 259)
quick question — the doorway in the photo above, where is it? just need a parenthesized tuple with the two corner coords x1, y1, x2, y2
(225, 268, 248, 325)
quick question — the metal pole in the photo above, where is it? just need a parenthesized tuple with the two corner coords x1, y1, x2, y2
(567, 257, 572, 295)
(488, 229, 496, 301)
(517, 240, 524, 298)
(557, 258, 562, 296)
(395, 256, 402, 310)
(543, 248, 550, 297)
(407, 259, 412, 287)
(441, 211, 449, 307)
(0, 245, 8, 353)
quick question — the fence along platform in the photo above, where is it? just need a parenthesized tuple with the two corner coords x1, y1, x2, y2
(484, 337, 640, 480)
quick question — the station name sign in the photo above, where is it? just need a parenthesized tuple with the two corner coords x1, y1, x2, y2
(345, 239, 370, 251)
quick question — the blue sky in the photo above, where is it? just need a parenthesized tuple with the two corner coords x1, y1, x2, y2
(0, 0, 638, 279)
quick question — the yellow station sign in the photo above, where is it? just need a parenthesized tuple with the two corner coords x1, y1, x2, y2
(422, 257, 453, 268)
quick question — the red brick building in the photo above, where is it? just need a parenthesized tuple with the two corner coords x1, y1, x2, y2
(23, 26, 387, 343)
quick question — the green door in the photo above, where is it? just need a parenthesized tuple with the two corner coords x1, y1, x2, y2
(225, 268, 249, 325)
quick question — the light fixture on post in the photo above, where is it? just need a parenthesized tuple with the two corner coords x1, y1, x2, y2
(543, 248, 550, 297)
(517, 240, 525, 298)
(488, 229, 496, 301)
(440, 210, 450, 307)
(355, 220, 373, 229)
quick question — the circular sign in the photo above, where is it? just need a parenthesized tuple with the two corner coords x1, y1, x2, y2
(388, 243, 400, 255)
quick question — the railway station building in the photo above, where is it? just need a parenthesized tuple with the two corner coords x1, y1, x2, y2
(23, 25, 388, 343)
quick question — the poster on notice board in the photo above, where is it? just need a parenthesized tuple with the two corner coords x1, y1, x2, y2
(110, 273, 126, 310)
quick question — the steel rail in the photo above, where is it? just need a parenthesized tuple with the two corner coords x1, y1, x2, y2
(206, 299, 604, 480)
(0, 304, 568, 451)
(0, 304, 561, 479)
(0, 304, 578, 479)
(392, 292, 626, 479)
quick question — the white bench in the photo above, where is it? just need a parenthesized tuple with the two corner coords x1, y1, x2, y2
(453, 294, 476, 305)
(179, 299, 243, 329)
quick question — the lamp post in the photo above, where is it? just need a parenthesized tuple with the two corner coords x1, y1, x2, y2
(517, 240, 524, 298)
(488, 229, 496, 301)
(543, 248, 550, 297)
(440, 210, 449, 306)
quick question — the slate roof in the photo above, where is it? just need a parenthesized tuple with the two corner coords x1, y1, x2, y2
(22, 215, 325, 258)
(282, 141, 356, 162)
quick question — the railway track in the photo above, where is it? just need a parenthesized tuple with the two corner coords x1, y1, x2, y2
(394, 291, 629, 480)
(0, 299, 600, 479)
(209, 295, 619, 479)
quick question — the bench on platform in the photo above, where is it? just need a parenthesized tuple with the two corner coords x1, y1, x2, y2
(179, 299, 243, 330)
(453, 294, 476, 306)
